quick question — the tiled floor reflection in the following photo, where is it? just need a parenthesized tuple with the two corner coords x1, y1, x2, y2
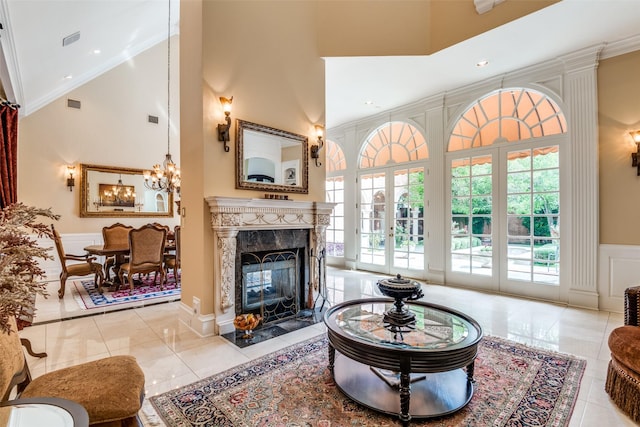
(19, 267, 636, 426)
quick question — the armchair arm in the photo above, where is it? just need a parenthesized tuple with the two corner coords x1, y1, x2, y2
(624, 286, 640, 326)
(64, 254, 98, 263)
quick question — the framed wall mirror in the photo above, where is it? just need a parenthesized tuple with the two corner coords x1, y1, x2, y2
(236, 119, 309, 194)
(80, 164, 174, 218)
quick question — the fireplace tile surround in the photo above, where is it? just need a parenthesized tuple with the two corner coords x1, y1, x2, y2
(205, 196, 335, 336)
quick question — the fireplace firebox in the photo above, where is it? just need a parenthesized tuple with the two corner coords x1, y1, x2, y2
(235, 229, 309, 323)
(241, 249, 302, 322)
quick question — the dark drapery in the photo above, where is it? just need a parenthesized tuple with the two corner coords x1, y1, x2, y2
(0, 105, 18, 208)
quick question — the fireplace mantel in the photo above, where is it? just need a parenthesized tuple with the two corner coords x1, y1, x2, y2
(206, 196, 334, 231)
(205, 196, 335, 334)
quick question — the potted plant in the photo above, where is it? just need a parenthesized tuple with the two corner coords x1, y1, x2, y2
(0, 203, 59, 334)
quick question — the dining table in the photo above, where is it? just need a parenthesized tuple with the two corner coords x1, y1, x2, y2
(84, 239, 176, 289)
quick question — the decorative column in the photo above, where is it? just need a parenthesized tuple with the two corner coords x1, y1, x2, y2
(561, 45, 603, 309)
(216, 228, 238, 311)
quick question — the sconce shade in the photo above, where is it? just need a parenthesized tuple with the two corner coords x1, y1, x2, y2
(311, 125, 324, 167)
(66, 165, 75, 191)
(218, 96, 233, 152)
(631, 131, 640, 176)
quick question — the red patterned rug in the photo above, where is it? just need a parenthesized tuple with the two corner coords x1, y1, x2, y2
(72, 272, 180, 309)
(147, 334, 585, 426)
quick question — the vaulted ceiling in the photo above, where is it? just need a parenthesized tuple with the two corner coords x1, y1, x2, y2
(0, 0, 639, 128)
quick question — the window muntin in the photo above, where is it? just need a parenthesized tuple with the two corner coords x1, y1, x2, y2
(360, 122, 428, 169)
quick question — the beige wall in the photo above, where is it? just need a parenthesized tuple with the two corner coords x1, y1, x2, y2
(316, 0, 558, 57)
(18, 38, 181, 232)
(178, 0, 326, 323)
(598, 50, 640, 245)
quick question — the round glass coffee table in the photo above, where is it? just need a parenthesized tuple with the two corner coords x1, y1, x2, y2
(324, 298, 483, 426)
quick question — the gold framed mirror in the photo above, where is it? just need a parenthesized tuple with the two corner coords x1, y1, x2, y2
(80, 164, 174, 218)
(236, 119, 309, 194)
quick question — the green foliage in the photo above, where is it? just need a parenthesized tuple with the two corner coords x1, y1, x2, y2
(533, 244, 558, 265)
(451, 236, 482, 250)
(0, 203, 60, 334)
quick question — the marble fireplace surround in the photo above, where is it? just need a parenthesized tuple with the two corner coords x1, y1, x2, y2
(206, 196, 335, 335)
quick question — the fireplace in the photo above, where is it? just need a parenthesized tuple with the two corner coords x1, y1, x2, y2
(206, 196, 335, 335)
(236, 229, 309, 323)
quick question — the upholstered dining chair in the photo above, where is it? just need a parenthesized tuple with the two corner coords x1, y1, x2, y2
(101, 222, 133, 281)
(52, 224, 104, 299)
(1, 316, 145, 426)
(164, 225, 181, 283)
(118, 224, 167, 291)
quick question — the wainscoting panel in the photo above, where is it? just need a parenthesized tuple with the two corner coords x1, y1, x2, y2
(598, 244, 640, 313)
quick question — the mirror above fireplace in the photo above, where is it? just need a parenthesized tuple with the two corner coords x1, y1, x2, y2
(236, 119, 309, 194)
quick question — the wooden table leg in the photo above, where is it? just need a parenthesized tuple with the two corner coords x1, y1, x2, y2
(399, 358, 411, 426)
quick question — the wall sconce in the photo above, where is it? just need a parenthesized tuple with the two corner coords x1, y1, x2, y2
(310, 125, 324, 167)
(631, 130, 640, 176)
(66, 165, 75, 191)
(217, 96, 233, 152)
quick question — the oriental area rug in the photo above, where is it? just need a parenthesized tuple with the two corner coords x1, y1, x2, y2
(72, 273, 181, 309)
(146, 334, 586, 427)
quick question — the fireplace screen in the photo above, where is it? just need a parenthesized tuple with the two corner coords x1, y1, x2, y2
(241, 249, 300, 323)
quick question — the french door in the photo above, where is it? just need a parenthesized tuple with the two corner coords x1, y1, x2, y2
(447, 139, 562, 301)
(357, 165, 426, 278)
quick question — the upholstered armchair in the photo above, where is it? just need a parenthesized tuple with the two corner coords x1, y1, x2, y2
(605, 286, 640, 422)
(164, 225, 181, 282)
(102, 222, 133, 281)
(1, 316, 145, 426)
(118, 224, 167, 291)
(52, 224, 104, 298)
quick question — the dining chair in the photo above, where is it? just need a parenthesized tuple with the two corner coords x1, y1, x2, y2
(164, 225, 181, 284)
(51, 225, 104, 299)
(117, 224, 167, 291)
(101, 222, 133, 281)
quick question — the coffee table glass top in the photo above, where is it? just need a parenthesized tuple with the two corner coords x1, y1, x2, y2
(326, 300, 480, 350)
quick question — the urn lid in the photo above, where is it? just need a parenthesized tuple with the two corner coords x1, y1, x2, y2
(377, 274, 419, 290)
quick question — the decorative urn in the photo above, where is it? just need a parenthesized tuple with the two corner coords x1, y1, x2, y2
(377, 274, 424, 330)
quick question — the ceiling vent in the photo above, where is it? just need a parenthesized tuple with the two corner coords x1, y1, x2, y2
(62, 31, 80, 47)
(67, 99, 81, 109)
(148, 115, 159, 124)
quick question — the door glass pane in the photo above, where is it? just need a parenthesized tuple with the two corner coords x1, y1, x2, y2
(450, 156, 493, 275)
(393, 167, 424, 270)
(360, 173, 386, 266)
(506, 146, 559, 285)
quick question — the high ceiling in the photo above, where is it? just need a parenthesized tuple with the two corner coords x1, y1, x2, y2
(0, 0, 639, 128)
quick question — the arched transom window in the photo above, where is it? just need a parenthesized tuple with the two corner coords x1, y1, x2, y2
(326, 140, 346, 173)
(448, 88, 567, 152)
(360, 122, 428, 169)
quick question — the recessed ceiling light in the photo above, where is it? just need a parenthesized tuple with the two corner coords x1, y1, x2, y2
(364, 100, 374, 105)
(476, 60, 489, 68)
(63, 74, 73, 80)
(92, 49, 101, 54)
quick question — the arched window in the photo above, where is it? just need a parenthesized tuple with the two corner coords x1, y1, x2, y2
(448, 88, 567, 152)
(357, 122, 428, 274)
(447, 87, 566, 298)
(360, 122, 428, 168)
(325, 140, 346, 257)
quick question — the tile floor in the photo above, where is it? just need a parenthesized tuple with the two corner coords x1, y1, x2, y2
(17, 267, 636, 426)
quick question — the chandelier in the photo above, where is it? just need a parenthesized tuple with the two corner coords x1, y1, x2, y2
(144, 0, 180, 194)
